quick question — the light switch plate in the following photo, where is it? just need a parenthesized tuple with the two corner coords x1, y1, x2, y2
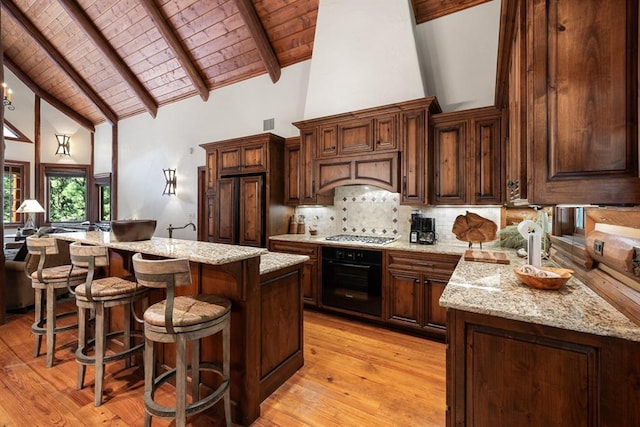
(594, 239, 604, 256)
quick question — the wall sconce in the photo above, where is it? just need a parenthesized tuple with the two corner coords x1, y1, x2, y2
(2, 83, 15, 111)
(163, 168, 177, 196)
(16, 199, 45, 229)
(55, 134, 71, 156)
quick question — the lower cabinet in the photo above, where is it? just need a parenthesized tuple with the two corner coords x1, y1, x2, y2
(447, 309, 640, 426)
(386, 251, 460, 338)
(268, 241, 319, 306)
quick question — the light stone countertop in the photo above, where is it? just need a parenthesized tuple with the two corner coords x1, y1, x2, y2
(440, 251, 640, 342)
(54, 231, 267, 265)
(260, 252, 309, 276)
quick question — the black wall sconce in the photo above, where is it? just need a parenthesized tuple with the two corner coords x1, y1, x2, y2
(55, 134, 71, 156)
(163, 168, 177, 195)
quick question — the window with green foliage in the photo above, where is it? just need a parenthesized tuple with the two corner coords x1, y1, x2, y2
(3, 161, 29, 225)
(95, 173, 111, 222)
(45, 167, 88, 223)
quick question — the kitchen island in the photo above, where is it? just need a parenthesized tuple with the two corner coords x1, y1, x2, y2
(54, 231, 308, 426)
(440, 252, 640, 426)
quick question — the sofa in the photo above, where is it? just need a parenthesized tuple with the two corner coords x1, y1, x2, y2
(4, 234, 73, 311)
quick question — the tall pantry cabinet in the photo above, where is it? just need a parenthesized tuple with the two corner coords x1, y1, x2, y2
(200, 133, 292, 247)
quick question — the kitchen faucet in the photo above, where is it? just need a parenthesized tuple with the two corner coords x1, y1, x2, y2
(167, 222, 196, 238)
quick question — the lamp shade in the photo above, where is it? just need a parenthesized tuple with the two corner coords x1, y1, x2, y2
(16, 199, 45, 214)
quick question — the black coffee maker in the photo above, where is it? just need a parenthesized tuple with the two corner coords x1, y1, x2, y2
(410, 213, 436, 245)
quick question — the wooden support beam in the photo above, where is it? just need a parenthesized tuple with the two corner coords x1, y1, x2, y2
(140, 0, 210, 102)
(234, 0, 281, 83)
(4, 55, 95, 133)
(1, 0, 117, 124)
(58, 0, 158, 118)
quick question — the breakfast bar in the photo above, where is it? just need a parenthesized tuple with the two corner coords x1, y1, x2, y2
(53, 231, 308, 426)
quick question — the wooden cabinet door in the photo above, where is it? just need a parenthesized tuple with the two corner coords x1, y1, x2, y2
(432, 120, 466, 205)
(218, 146, 242, 175)
(269, 241, 319, 305)
(374, 114, 398, 151)
(528, 0, 640, 204)
(241, 143, 266, 173)
(317, 125, 337, 158)
(239, 175, 264, 247)
(424, 279, 447, 331)
(300, 129, 317, 204)
(387, 270, 422, 328)
(284, 137, 301, 205)
(470, 115, 502, 204)
(400, 109, 426, 204)
(206, 196, 215, 242)
(205, 150, 217, 194)
(214, 178, 237, 244)
(338, 119, 373, 155)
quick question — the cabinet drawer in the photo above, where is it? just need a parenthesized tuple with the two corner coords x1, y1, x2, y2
(269, 241, 318, 258)
(387, 251, 460, 278)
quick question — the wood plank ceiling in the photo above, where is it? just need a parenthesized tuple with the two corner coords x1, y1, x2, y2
(1, 0, 490, 130)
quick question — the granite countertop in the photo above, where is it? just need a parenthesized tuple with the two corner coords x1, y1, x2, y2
(269, 233, 469, 255)
(54, 231, 267, 265)
(440, 251, 640, 342)
(260, 252, 309, 276)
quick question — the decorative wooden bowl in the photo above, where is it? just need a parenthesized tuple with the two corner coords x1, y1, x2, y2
(513, 266, 574, 290)
(111, 220, 156, 241)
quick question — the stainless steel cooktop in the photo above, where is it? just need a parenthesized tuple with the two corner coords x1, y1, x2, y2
(325, 234, 396, 245)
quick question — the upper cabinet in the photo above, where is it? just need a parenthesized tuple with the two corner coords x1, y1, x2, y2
(503, 0, 640, 205)
(293, 97, 441, 205)
(431, 107, 503, 205)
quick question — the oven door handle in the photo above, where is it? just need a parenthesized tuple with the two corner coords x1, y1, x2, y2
(327, 260, 373, 270)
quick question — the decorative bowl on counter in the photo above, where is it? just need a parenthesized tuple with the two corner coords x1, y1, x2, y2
(513, 265, 574, 290)
(111, 219, 157, 241)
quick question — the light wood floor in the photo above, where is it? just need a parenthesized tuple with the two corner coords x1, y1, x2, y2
(0, 306, 446, 426)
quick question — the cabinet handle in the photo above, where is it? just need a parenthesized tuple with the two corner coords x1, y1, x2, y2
(403, 176, 407, 192)
(312, 180, 315, 197)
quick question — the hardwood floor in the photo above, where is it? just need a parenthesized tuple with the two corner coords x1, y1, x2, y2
(0, 306, 446, 426)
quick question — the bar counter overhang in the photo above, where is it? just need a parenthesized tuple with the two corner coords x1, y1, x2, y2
(54, 231, 305, 426)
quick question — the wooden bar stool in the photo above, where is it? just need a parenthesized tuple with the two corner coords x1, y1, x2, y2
(25, 235, 88, 367)
(69, 242, 149, 407)
(131, 253, 232, 427)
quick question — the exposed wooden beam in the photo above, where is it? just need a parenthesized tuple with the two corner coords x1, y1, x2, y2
(58, 0, 158, 118)
(140, 0, 210, 102)
(4, 55, 95, 133)
(234, 0, 281, 83)
(1, 0, 117, 125)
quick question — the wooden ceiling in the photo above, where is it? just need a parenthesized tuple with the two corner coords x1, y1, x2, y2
(1, 0, 490, 131)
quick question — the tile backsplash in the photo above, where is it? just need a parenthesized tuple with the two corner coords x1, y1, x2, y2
(294, 185, 502, 245)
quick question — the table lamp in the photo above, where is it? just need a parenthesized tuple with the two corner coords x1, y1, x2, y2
(16, 199, 45, 230)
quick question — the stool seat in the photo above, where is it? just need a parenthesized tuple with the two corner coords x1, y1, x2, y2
(144, 294, 230, 329)
(30, 265, 88, 284)
(75, 276, 139, 300)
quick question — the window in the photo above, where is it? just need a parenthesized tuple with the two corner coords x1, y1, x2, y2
(94, 173, 111, 222)
(3, 161, 29, 225)
(44, 166, 89, 223)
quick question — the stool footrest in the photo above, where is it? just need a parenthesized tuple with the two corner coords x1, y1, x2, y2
(31, 310, 78, 336)
(76, 330, 145, 365)
(145, 362, 229, 419)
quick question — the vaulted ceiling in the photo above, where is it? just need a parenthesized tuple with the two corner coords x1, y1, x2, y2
(1, 0, 491, 131)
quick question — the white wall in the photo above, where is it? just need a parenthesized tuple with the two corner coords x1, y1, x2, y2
(414, 0, 501, 112)
(113, 60, 311, 239)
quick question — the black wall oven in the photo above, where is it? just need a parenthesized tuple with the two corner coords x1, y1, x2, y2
(321, 246, 382, 317)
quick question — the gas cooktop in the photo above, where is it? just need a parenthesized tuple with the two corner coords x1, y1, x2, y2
(325, 234, 396, 245)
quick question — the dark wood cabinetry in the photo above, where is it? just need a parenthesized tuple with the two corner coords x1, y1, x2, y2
(386, 251, 459, 338)
(447, 309, 640, 426)
(293, 97, 440, 205)
(200, 133, 292, 247)
(502, 0, 640, 205)
(268, 241, 320, 306)
(431, 107, 503, 205)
